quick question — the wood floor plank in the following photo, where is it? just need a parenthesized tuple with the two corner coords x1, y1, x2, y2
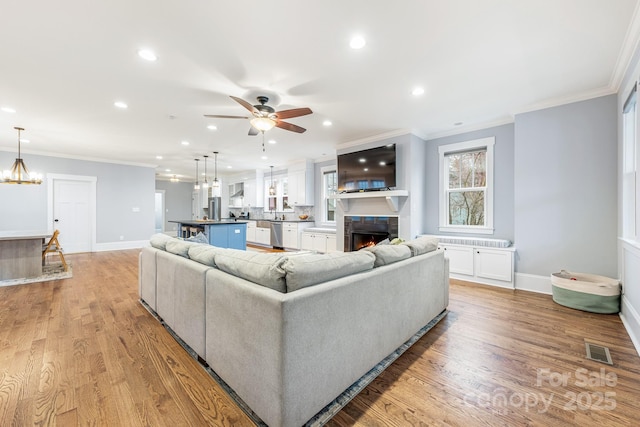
(0, 252, 639, 426)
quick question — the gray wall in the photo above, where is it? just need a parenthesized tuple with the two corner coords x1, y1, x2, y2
(155, 180, 194, 234)
(514, 95, 618, 277)
(424, 123, 515, 242)
(0, 152, 155, 243)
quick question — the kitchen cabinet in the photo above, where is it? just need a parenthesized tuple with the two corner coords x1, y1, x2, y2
(437, 243, 515, 289)
(282, 222, 314, 249)
(301, 231, 336, 253)
(246, 220, 256, 242)
(287, 160, 314, 207)
(255, 227, 271, 246)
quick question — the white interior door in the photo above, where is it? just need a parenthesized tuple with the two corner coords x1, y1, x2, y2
(53, 179, 93, 253)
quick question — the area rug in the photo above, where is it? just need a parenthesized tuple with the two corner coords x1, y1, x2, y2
(0, 262, 72, 287)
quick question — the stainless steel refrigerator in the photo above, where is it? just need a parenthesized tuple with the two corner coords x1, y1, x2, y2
(208, 197, 221, 221)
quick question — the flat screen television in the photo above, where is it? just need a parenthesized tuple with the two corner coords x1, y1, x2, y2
(337, 144, 396, 193)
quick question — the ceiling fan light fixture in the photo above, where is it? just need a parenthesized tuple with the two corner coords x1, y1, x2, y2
(250, 116, 276, 132)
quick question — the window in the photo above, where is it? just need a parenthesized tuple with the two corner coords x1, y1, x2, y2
(321, 166, 337, 223)
(439, 137, 494, 234)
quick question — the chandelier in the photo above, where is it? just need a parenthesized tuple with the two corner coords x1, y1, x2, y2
(1, 127, 42, 184)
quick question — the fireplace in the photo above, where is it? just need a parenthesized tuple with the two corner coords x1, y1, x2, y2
(344, 216, 399, 251)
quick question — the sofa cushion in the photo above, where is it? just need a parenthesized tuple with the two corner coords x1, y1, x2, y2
(149, 233, 173, 250)
(188, 244, 227, 267)
(283, 251, 376, 292)
(402, 236, 438, 257)
(165, 239, 200, 258)
(215, 250, 287, 293)
(363, 244, 412, 267)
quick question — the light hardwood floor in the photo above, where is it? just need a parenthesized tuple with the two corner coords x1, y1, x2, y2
(0, 250, 638, 426)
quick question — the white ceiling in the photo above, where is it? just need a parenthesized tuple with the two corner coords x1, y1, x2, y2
(1, 0, 639, 181)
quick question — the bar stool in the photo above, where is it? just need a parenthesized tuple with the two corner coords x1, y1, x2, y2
(42, 230, 68, 271)
(190, 227, 199, 237)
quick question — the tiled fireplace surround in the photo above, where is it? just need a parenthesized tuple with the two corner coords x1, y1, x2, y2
(344, 216, 399, 251)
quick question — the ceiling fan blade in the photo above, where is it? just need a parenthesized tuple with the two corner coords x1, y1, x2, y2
(204, 114, 249, 119)
(248, 126, 259, 136)
(230, 96, 257, 114)
(274, 107, 313, 120)
(275, 120, 306, 133)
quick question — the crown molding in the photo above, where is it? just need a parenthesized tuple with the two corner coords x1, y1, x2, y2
(0, 146, 157, 169)
(336, 129, 412, 150)
(610, 0, 640, 91)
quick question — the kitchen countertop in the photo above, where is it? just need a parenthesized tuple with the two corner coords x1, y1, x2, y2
(169, 219, 248, 225)
(237, 218, 315, 223)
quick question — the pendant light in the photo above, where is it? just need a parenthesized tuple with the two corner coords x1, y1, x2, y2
(212, 151, 220, 188)
(1, 127, 42, 185)
(193, 158, 200, 190)
(202, 155, 209, 188)
(269, 165, 276, 196)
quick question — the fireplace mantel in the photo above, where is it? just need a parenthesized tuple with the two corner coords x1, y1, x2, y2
(329, 190, 409, 212)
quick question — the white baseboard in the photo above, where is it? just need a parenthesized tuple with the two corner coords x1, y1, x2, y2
(94, 240, 149, 252)
(514, 272, 552, 294)
(620, 295, 640, 357)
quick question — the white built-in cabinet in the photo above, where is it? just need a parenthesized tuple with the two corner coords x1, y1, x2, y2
(287, 160, 315, 207)
(246, 220, 256, 242)
(438, 243, 515, 288)
(254, 227, 271, 245)
(301, 232, 337, 253)
(282, 222, 314, 249)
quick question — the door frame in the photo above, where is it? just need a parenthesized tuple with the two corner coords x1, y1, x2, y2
(155, 189, 166, 233)
(47, 173, 97, 253)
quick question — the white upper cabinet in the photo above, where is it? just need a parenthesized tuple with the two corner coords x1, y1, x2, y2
(287, 160, 314, 206)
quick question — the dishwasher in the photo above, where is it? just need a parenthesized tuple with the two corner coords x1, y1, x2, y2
(270, 221, 284, 249)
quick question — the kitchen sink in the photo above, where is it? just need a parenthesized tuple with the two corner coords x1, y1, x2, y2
(256, 220, 272, 228)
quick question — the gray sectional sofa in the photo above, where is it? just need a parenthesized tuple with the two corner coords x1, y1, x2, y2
(139, 234, 449, 427)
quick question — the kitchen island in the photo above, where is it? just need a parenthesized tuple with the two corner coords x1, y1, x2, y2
(169, 220, 247, 250)
(0, 231, 51, 280)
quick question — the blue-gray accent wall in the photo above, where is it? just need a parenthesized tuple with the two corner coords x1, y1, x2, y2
(424, 123, 515, 242)
(0, 152, 155, 244)
(514, 95, 618, 278)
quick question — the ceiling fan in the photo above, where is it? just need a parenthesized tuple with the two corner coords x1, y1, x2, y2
(204, 95, 312, 135)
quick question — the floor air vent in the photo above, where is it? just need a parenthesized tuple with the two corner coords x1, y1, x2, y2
(585, 342, 613, 365)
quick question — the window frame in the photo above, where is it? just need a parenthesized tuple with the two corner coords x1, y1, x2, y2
(438, 137, 495, 234)
(320, 165, 337, 226)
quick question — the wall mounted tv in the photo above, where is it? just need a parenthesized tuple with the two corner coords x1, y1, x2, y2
(337, 144, 396, 193)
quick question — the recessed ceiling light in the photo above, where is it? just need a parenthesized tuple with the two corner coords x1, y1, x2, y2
(261, 155, 268, 160)
(350, 36, 366, 49)
(379, 161, 386, 166)
(323, 120, 332, 127)
(363, 168, 369, 172)
(268, 139, 277, 144)
(138, 49, 157, 61)
(207, 124, 217, 130)
(412, 87, 425, 96)
(359, 158, 366, 163)
(20, 139, 30, 143)
(114, 101, 128, 109)
(227, 165, 233, 169)
(181, 141, 189, 146)
(165, 169, 171, 172)
(1, 107, 16, 113)
(156, 155, 163, 160)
